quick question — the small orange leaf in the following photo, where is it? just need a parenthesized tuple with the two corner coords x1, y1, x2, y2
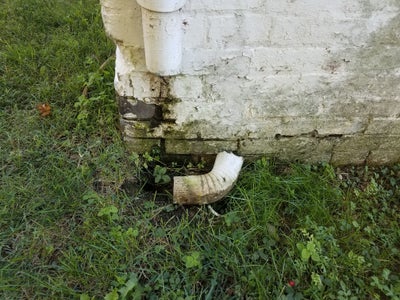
(37, 103, 51, 117)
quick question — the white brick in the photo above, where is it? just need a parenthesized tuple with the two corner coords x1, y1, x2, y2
(239, 13, 273, 46)
(266, 0, 362, 18)
(368, 151, 400, 165)
(231, 74, 328, 102)
(328, 99, 400, 119)
(170, 76, 204, 99)
(238, 137, 334, 163)
(115, 72, 162, 99)
(182, 12, 208, 49)
(115, 46, 147, 73)
(245, 47, 329, 75)
(239, 117, 366, 139)
(269, 16, 360, 47)
(330, 135, 398, 165)
(101, 0, 143, 47)
(365, 118, 400, 135)
(181, 48, 243, 75)
(166, 97, 243, 133)
(207, 14, 240, 49)
(165, 140, 237, 154)
(185, 0, 266, 11)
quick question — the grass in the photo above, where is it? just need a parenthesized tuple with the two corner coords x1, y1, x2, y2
(1, 0, 399, 299)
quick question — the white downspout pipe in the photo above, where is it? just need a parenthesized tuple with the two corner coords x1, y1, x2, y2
(173, 152, 244, 205)
(136, 0, 187, 75)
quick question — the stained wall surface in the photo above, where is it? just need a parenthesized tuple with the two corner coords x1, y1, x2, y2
(101, 0, 400, 164)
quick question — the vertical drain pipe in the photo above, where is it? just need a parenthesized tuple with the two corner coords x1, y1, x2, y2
(136, 0, 187, 75)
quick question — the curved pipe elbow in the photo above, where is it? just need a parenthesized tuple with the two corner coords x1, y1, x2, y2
(173, 152, 244, 205)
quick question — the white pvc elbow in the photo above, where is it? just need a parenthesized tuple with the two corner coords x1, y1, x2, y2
(136, 0, 187, 75)
(173, 152, 244, 205)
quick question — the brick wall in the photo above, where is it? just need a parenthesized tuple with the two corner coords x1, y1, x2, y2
(101, 0, 400, 165)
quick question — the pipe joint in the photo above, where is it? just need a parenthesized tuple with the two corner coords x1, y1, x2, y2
(136, 0, 187, 13)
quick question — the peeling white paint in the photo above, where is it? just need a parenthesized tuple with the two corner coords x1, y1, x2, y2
(101, 0, 400, 164)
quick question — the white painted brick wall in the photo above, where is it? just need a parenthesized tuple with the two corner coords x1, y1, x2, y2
(101, 0, 400, 164)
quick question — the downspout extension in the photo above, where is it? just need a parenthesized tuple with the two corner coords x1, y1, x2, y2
(173, 152, 244, 205)
(136, 0, 187, 75)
